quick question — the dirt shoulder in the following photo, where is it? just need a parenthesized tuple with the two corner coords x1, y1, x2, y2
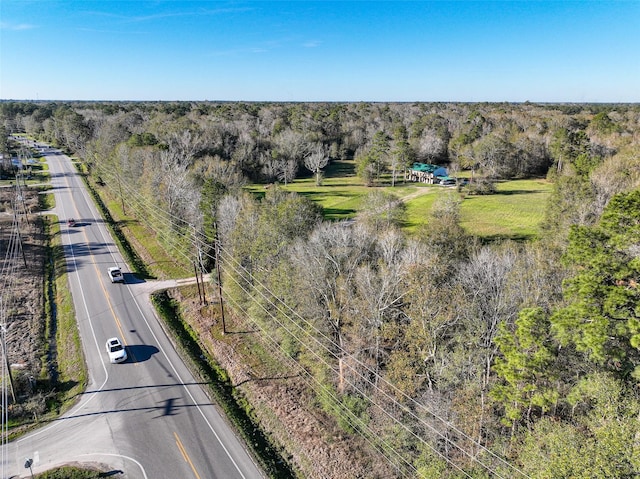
(166, 288, 395, 479)
(0, 187, 47, 400)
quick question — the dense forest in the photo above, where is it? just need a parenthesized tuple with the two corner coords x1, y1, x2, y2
(2, 100, 640, 478)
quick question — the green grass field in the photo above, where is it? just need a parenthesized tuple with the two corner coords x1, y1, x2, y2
(246, 160, 369, 220)
(459, 179, 552, 240)
(252, 160, 553, 241)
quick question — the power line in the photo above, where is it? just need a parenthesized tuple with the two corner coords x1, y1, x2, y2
(218, 244, 519, 479)
(222, 288, 421, 479)
(90, 156, 529, 478)
(0, 180, 33, 478)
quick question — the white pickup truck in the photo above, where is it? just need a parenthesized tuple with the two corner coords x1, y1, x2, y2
(108, 266, 124, 283)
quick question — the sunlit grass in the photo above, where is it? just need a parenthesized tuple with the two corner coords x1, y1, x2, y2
(79, 160, 190, 280)
(459, 179, 552, 240)
(252, 160, 552, 240)
(104, 196, 191, 279)
(403, 188, 440, 232)
(35, 465, 106, 478)
(53, 219, 87, 401)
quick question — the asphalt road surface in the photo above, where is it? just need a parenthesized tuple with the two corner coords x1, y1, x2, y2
(2, 141, 265, 479)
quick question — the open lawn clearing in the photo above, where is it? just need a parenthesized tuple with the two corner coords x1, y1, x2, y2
(403, 187, 441, 231)
(403, 179, 551, 239)
(459, 178, 552, 240)
(249, 160, 441, 221)
(249, 159, 552, 240)
(246, 160, 369, 220)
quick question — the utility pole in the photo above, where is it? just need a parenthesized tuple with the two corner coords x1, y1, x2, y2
(192, 224, 205, 306)
(1, 327, 16, 403)
(15, 177, 30, 226)
(214, 228, 226, 335)
(198, 243, 207, 305)
(13, 208, 28, 268)
(200, 266, 207, 305)
(194, 262, 203, 305)
(117, 174, 126, 215)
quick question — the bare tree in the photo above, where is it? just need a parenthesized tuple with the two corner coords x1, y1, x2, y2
(289, 222, 376, 393)
(343, 230, 407, 388)
(304, 143, 329, 185)
(260, 151, 279, 182)
(457, 243, 520, 447)
(167, 129, 204, 163)
(416, 128, 446, 163)
(273, 128, 307, 163)
(157, 146, 198, 222)
(277, 158, 298, 186)
(217, 193, 246, 247)
(357, 190, 406, 232)
(591, 146, 640, 218)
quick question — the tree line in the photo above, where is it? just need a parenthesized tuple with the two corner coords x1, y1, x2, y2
(2, 100, 640, 477)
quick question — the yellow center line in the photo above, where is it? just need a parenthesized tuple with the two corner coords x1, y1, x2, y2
(74, 210, 137, 363)
(174, 432, 202, 479)
(88, 244, 126, 336)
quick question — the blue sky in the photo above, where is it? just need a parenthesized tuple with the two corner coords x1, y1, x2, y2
(1, 1, 639, 102)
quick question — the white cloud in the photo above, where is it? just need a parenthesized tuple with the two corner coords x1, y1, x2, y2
(303, 40, 322, 48)
(0, 22, 37, 31)
(83, 6, 254, 25)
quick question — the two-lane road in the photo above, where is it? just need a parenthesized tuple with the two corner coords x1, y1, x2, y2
(3, 142, 264, 479)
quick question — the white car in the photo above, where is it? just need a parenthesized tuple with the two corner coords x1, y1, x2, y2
(108, 266, 124, 283)
(106, 337, 127, 363)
